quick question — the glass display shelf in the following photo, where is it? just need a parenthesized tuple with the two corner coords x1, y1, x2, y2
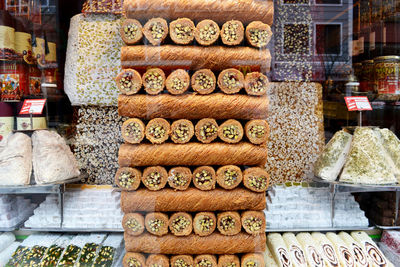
(0, 215, 31, 232)
(265, 226, 375, 233)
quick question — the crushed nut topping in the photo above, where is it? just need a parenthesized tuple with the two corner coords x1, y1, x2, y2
(195, 73, 214, 90)
(222, 73, 240, 89)
(127, 258, 142, 267)
(124, 24, 139, 40)
(250, 29, 270, 47)
(196, 259, 213, 267)
(171, 172, 188, 187)
(174, 23, 193, 40)
(220, 216, 235, 230)
(148, 219, 165, 232)
(223, 22, 239, 42)
(144, 72, 163, 91)
(243, 216, 262, 232)
(145, 171, 162, 188)
(223, 169, 239, 186)
(195, 170, 213, 186)
(222, 125, 240, 140)
(150, 22, 165, 40)
(248, 175, 268, 190)
(174, 259, 191, 267)
(148, 124, 166, 139)
(249, 76, 268, 93)
(124, 122, 142, 140)
(171, 216, 191, 232)
(249, 125, 265, 138)
(199, 123, 218, 140)
(126, 218, 141, 232)
(198, 216, 214, 232)
(118, 171, 135, 188)
(171, 77, 187, 91)
(172, 123, 190, 141)
(199, 24, 217, 41)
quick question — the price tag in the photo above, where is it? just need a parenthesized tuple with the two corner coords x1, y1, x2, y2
(19, 99, 46, 115)
(344, 96, 372, 111)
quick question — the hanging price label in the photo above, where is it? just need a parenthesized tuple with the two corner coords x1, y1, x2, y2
(19, 99, 46, 115)
(344, 96, 372, 111)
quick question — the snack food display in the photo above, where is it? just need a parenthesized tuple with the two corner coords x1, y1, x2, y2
(169, 212, 193, 236)
(245, 120, 269, 145)
(168, 167, 192, 190)
(142, 166, 169, 191)
(122, 213, 145, 236)
(218, 119, 244, 144)
(170, 119, 195, 144)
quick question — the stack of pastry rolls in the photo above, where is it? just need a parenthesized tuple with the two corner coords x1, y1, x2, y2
(116, 0, 273, 266)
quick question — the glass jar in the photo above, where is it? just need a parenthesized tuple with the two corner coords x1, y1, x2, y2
(374, 55, 400, 101)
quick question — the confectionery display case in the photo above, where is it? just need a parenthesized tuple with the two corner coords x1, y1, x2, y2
(0, 0, 400, 266)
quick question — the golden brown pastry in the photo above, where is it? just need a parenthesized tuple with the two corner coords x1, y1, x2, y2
(145, 118, 170, 144)
(145, 212, 169, 236)
(218, 255, 240, 267)
(195, 119, 219, 144)
(143, 68, 166, 95)
(170, 119, 194, 144)
(146, 255, 170, 267)
(241, 253, 265, 267)
(217, 68, 244, 94)
(193, 212, 217, 237)
(217, 211, 241, 236)
(243, 167, 269, 192)
(142, 166, 168, 191)
(221, 20, 244, 46)
(245, 120, 269, 145)
(169, 212, 193, 236)
(168, 167, 192, 190)
(115, 167, 141, 191)
(194, 255, 217, 267)
(170, 255, 194, 267)
(244, 72, 269, 96)
(116, 69, 142, 95)
(193, 166, 216, 191)
(123, 253, 146, 267)
(122, 213, 145, 236)
(245, 21, 272, 48)
(195, 19, 220, 46)
(241, 211, 265, 235)
(191, 69, 216, 95)
(166, 69, 190, 95)
(143, 18, 168, 45)
(218, 119, 244, 144)
(120, 19, 143, 45)
(170, 18, 195, 45)
(216, 165, 243, 190)
(121, 118, 145, 144)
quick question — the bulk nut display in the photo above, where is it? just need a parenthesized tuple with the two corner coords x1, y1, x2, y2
(166, 69, 190, 95)
(120, 19, 143, 45)
(116, 69, 143, 95)
(142, 166, 168, 191)
(143, 68, 166, 95)
(170, 18, 195, 45)
(195, 119, 219, 143)
(217, 211, 241, 236)
(218, 119, 244, 144)
(195, 19, 220, 46)
(145, 212, 169, 236)
(143, 18, 168, 45)
(145, 118, 170, 144)
(115, 167, 141, 191)
(216, 165, 243, 190)
(245, 21, 272, 48)
(245, 120, 269, 145)
(170, 119, 195, 144)
(168, 167, 192, 190)
(243, 167, 269, 192)
(193, 212, 217, 236)
(121, 118, 145, 144)
(192, 69, 217, 94)
(217, 68, 245, 94)
(245, 72, 269, 96)
(221, 20, 244, 46)
(169, 212, 193, 236)
(193, 166, 216, 191)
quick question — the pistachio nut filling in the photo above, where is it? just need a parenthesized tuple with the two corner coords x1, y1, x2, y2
(226, 263, 237, 267)
(223, 22, 239, 42)
(222, 125, 240, 141)
(249, 76, 268, 93)
(171, 172, 188, 187)
(174, 23, 193, 40)
(222, 72, 240, 89)
(245, 261, 259, 267)
(248, 175, 268, 190)
(126, 218, 141, 232)
(124, 121, 142, 141)
(148, 219, 165, 233)
(223, 169, 239, 186)
(172, 123, 190, 142)
(124, 24, 139, 40)
(148, 124, 166, 140)
(220, 216, 235, 230)
(199, 24, 217, 41)
(199, 123, 218, 140)
(151, 264, 162, 267)
(249, 29, 270, 47)
(145, 171, 162, 188)
(144, 71, 164, 92)
(174, 259, 191, 267)
(127, 258, 142, 267)
(171, 216, 190, 232)
(171, 77, 187, 92)
(198, 216, 214, 232)
(243, 216, 263, 232)
(249, 125, 266, 138)
(118, 171, 135, 189)
(150, 22, 165, 40)
(196, 259, 213, 267)
(195, 170, 213, 186)
(195, 73, 214, 91)
(119, 72, 138, 93)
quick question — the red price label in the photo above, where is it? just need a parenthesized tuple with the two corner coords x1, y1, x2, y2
(19, 99, 46, 115)
(344, 96, 372, 111)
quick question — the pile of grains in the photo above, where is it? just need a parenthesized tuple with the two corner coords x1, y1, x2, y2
(82, 0, 122, 14)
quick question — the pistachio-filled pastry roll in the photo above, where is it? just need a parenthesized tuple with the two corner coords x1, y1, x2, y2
(245, 21, 272, 48)
(116, 69, 142, 95)
(194, 255, 217, 267)
(145, 118, 170, 144)
(171, 255, 194, 267)
(123, 253, 146, 267)
(121, 118, 145, 144)
(218, 255, 240, 267)
(142, 166, 168, 191)
(170, 119, 194, 144)
(143, 68, 166, 95)
(146, 255, 170, 267)
(241, 253, 265, 267)
(195, 119, 219, 144)
(245, 72, 269, 96)
(218, 119, 244, 144)
(241, 211, 265, 235)
(217, 68, 245, 94)
(170, 18, 195, 45)
(193, 166, 216, 190)
(195, 20, 220, 46)
(115, 167, 141, 191)
(169, 212, 193, 237)
(216, 165, 243, 190)
(166, 69, 190, 95)
(192, 69, 216, 94)
(217, 211, 241, 236)
(120, 19, 143, 45)
(122, 213, 145, 236)
(221, 20, 244, 46)
(243, 167, 269, 192)
(145, 212, 169, 236)
(143, 18, 168, 45)
(245, 120, 269, 145)
(193, 212, 217, 237)
(168, 167, 192, 190)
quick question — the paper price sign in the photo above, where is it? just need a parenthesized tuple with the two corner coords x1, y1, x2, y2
(19, 99, 47, 115)
(344, 96, 372, 111)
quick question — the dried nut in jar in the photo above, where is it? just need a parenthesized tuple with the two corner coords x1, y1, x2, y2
(142, 166, 168, 191)
(245, 120, 269, 145)
(166, 69, 190, 95)
(216, 165, 243, 190)
(193, 166, 216, 191)
(171, 255, 194, 267)
(221, 20, 244, 46)
(143, 68, 166, 95)
(195, 118, 219, 143)
(218, 119, 244, 144)
(115, 167, 141, 191)
(194, 19, 220, 46)
(171, 119, 195, 144)
(169, 212, 193, 236)
(123, 253, 146, 267)
(120, 19, 143, 45)
(122, 213, 145, 236)
(241, 211, 265, 235)
(121, 118, 145, 144)
(191, 69, 216, 94)
(145, 118, 170, 144)
(170, 18, 195, 45)
(168, 167, 192, 190)
(217, 211, 241, 236)
(145, 212, 169, 236)
(116, 69, 142, 95)
(245, 21, 272, 48)
(218, 255, 240, 267)
(245, 72, 269, 96)
(243, 167, 269, 192)
(143, 18, 168, 46)
(193, 212, 217, 236)
(217, 68, 245, 94)
(146, 255, 170, 267)
(194, 255, 218, 267)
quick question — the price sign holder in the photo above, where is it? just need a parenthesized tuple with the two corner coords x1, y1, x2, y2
(344, 96, 372, 127)
(19, 99, 47, 130)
